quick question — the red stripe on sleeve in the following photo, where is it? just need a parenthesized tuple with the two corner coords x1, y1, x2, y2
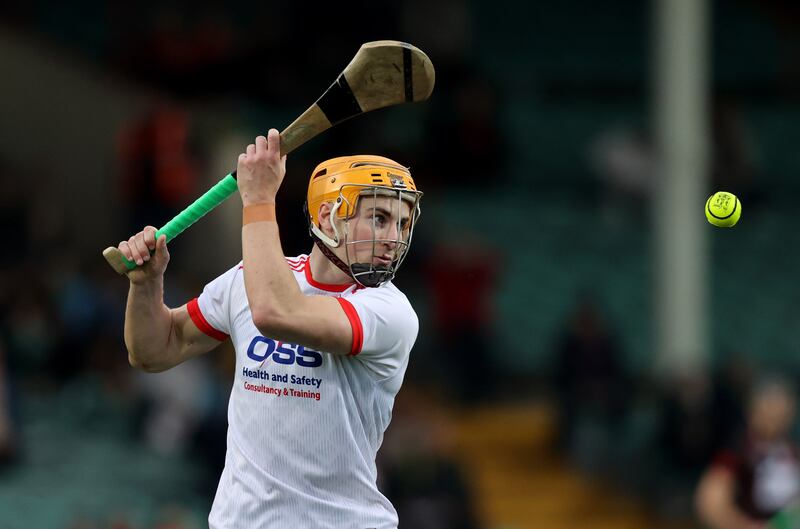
(336, 297, 364, 356)
(187, 298, 229, 341)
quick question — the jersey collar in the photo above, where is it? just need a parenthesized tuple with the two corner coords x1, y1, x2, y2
(304, 259, 356, 292)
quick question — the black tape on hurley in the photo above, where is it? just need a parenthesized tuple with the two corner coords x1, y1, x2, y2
(316, 74, 363, 126)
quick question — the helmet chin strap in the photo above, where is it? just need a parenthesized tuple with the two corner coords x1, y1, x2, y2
(310, 232, 391, 288)
(309, 231, 351, 274)
(349, 263, 393, 288)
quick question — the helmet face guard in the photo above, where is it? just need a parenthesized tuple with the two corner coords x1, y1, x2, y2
(338, 185, 422, 287)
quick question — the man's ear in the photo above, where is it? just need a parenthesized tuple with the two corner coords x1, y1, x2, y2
(318, 202, 335, 238)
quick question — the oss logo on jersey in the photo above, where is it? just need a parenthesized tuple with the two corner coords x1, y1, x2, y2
(246, 336, 323, 367)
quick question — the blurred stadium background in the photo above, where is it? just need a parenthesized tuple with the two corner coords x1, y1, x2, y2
(2, 0, 800, 528)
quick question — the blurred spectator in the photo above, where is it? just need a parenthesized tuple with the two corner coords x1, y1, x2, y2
(710, 97, 765, 208)
(655, 361, 751, 511)
(589, 96, 764, 218)
(553, 294, 627, 475)
(379, 385, 480, 529)
(653, 370, 725, 518)
(696, 376, 800, 529)
(588, 123, 654, 218)
(134, 356, 218, 457)
(3, 272, 59, 377)
(713, 352, 756, 440)
(110, 3, 238, 97)
(744, 0, 800, 84)
(50, 254, 121, 381)
(117, 105, 199, 234)
(422, 237, 500, 404)
(423, 67, 506, 191)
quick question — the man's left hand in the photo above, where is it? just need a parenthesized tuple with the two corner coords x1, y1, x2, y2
(237, 129, 286, 206)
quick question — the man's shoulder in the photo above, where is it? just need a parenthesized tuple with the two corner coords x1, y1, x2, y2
(378, 281, 411, 303)
(219, 256, 305, 279)
(347, 281, 416, 317)
(350, 280, 406, 299)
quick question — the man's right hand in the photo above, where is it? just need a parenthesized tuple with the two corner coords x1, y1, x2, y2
(118, 226, 170, 284)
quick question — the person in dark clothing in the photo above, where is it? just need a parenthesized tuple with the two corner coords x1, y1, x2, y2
(696, 376, 800, 529)
(554, 295, 627, 471)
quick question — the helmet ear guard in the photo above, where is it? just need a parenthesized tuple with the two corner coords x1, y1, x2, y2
(306, 197, 345, 248)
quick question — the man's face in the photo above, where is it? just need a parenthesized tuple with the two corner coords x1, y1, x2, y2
(343, 194, 413, 267)
(749, 387, 796, 441)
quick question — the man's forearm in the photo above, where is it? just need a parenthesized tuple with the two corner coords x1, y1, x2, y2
(124, 279, 174, 370)
(697, 473, 764, 529)
(707, 509, 763, 529)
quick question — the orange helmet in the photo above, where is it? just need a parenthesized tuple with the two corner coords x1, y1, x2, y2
(305, 155, 423, 287)
(307, 156, 419, 223)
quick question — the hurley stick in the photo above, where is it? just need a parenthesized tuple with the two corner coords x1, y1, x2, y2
(103, 40, 435, 274)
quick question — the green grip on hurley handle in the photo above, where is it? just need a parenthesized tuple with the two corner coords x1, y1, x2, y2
(158, 173, 238, 242)
(102, 174, 239, 274)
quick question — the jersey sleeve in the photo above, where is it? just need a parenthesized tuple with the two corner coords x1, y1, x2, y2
(187, 263, 240, 341)
(337, 286, 419, 379)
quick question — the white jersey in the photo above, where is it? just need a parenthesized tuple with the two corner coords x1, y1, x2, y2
(187, 254, 418, 529)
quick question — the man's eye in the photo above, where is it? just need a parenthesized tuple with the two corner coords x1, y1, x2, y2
(373, 214, 386, 225)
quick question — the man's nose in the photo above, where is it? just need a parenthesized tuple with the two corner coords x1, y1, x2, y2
(381, 222, 399, 249)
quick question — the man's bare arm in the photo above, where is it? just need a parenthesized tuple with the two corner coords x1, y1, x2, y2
(696, 467, 765, 529)
(120, 227, 222, 372)
(237, 131, 354, 356)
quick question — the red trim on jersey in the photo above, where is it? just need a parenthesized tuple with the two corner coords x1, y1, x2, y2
(336, 298, 364, 356)
(187, 298, 229, 341)
(304, 260, 353, 292)
(286, 256, 307, 272)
